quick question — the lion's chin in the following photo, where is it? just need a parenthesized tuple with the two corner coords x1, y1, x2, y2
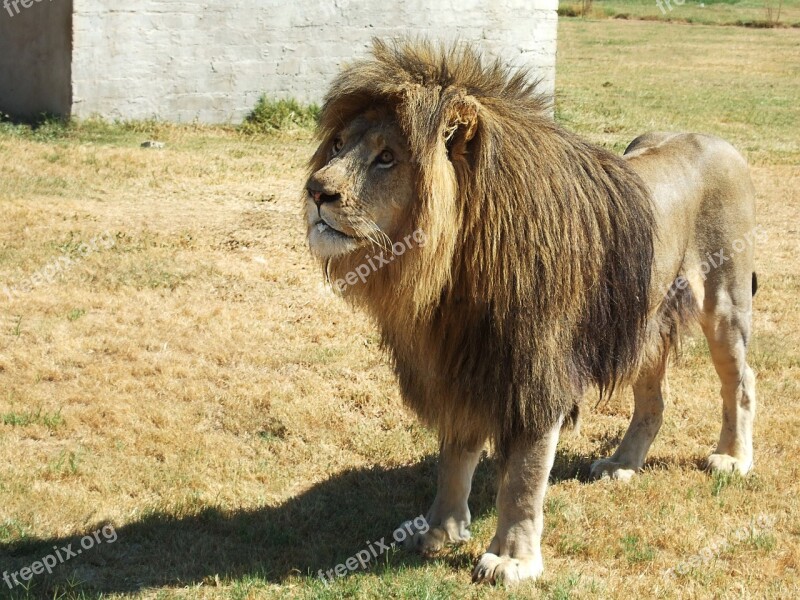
(307, 221, 362, 259)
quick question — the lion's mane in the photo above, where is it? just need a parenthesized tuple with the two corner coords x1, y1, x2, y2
(311, 40, 655, 458)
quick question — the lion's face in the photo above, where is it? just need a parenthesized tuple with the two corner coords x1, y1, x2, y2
(305, 109, 415, 259)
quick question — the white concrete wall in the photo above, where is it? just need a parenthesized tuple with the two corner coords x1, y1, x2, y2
(72, 0, 558, 123)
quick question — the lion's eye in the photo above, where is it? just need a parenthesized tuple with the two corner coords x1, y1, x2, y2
(376, 149, 395, 166)
(331, 138, 344, 156)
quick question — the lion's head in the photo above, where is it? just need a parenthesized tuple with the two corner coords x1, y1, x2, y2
(305, 108, 415, 260)
(304, 39, 655, 449)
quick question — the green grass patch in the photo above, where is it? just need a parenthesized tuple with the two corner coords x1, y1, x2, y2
(748, 530, 777, 551)
(241, 97, 320, 135)
(0, 518, 27, 543)
(67, 308, 86, 321)
(47, 449, 82, 479)
(709, 470, 765, 497)
(621, 533, 657, 564)
(547, 573, 583, 600)
(1, 407, 64, 429)
(557, 534, 590, 556)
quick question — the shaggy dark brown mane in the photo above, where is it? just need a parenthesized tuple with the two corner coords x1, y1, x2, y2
(311, 40, 655, 457)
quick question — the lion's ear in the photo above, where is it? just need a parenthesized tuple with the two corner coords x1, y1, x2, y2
(444, 94, 480, 159)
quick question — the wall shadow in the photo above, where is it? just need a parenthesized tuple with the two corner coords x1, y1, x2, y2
(0, 0, 73, 121)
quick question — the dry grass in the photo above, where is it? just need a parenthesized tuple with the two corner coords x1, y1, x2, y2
(0, 19, 798, 600)
(560, 0, 800, 27)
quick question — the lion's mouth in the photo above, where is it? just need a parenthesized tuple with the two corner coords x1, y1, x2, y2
(314, 218, 352, 239)
(308, 214, 363, 258)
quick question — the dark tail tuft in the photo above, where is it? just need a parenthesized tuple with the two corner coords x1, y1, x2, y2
(752, 272, 758, 297)
(660, 280, 700, 358)
(561, 403, 581, 434)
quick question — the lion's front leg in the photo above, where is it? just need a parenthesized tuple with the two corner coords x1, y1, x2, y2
(472, 418, 561, 585)
(406, 439, 483, 554)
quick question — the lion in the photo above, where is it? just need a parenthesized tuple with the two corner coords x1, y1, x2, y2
(303, 39, 758, 584)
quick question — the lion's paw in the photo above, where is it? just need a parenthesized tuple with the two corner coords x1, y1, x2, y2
(471, 552, 543, 585)
(403, 524, 470, 555)
(706, 453, 752, 475)
(589, 458, 637, 482)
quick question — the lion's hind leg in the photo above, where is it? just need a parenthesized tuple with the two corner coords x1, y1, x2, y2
(702, 284, 756, 475)
(589, 275, 699, 482)
(589, 352, 668, 482)
(405, 441, 483, 554)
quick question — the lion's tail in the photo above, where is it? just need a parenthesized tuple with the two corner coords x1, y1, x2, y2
(659, 277, 701, 358)
(656, 271, 757, 361)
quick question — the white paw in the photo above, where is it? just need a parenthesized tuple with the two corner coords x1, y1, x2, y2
(472, 552, 543, 585)
(403, 524, 470, 554)
(706, 453, 752, 475)
(589, 458, 637, 482)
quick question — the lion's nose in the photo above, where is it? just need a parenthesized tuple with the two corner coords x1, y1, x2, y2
(307, 179, 341, 207)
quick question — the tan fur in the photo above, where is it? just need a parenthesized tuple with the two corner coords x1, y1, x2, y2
(304, 40, 758, 584)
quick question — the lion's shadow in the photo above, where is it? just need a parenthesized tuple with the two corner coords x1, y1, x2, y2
(0, 448, 597, 597)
